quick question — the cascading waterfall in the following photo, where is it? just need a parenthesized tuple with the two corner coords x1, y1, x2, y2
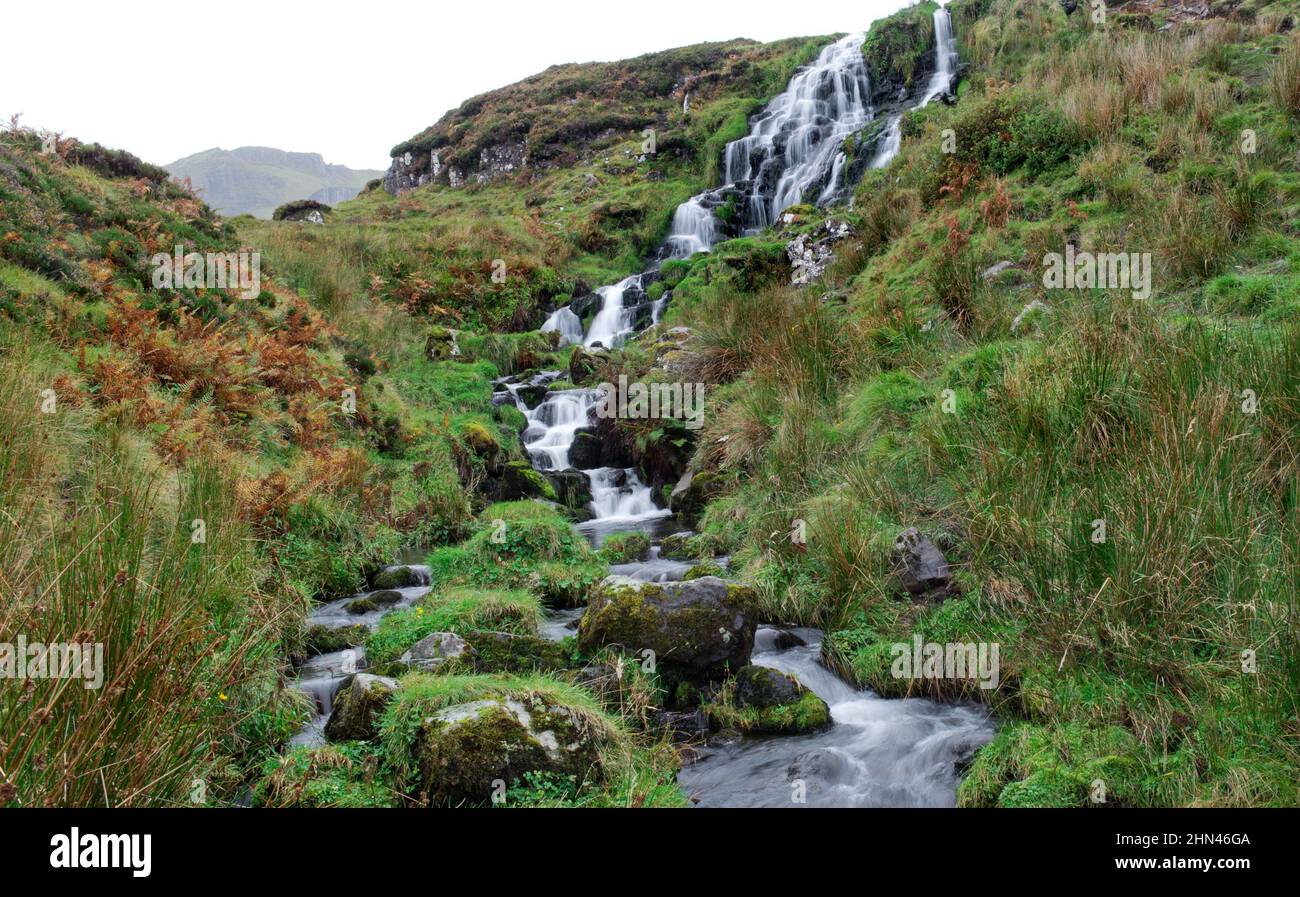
(723, 32, 873, 231)
(871, 5, 958, 169)
(540, 305, 584, 345)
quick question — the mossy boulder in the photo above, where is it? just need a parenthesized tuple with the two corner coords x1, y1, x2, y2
(459, 421, 499, 461)
(496, 460, 559, 502)
(425, 327, 459, 361)
(546, 469, 593, 516)
(372, 565, 429, 590)
(683, 561, 725, 580)
(399, 631, 475, 672)
(462, 630, 572, 674)
(414, 697, 604, 805)
(325, 674, 399, 742)
(303, 623, 368, 655)
(568, 345, 608, 385)
(599, 531, 650, 564)
(707, 666, 831, 734)
(577, 575, 756, 682)
(568, 427, 604, 469)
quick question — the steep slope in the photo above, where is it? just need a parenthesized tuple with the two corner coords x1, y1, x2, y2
(629, 0, 1300, 806)
(165, 146, 382, 218)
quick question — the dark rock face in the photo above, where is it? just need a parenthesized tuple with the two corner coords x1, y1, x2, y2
(578, 575, 756, 682)
(325, 673, 398, 742)
(514, 383, 549, 409)
(1060, 0, 1078, 15)
(669, 469, 722, 524)
(496, 460, 555, 501)
(734, 665, 805, 708)
(890, 527, 956, 601)
(546, 468, 593, 513)
(568, 428, 604, 469)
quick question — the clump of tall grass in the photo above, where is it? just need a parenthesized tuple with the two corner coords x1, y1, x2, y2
(0, 332, 305, 806)
(1270, 34, 1300, 118)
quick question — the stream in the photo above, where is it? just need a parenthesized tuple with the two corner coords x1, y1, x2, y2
(291, 6, 995, 806)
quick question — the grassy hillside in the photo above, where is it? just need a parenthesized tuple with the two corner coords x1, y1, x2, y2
(5, 0, 1300, 809)
(646, 0, 1300, 806)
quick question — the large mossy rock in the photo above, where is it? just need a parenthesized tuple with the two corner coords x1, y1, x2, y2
(415, 697, 604, 805)
(495, 460, 559, 502)
(577, 575, 755, 682)
(546, 468, 593, 515)
(709, 665, 831, 735)
(372, 565, 429, 590)
(324, 673, 398, 742)
(463, 630, 572, 674)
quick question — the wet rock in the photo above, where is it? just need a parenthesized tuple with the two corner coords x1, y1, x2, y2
(773, 629, 807, 650)
(653, 709, 710, 742)
(324, 673, 398, 742)
(669, 469, 722, 524)
(546, 468, 593, 514)
(496, 460, 557, 501)
(346, 597, 380, 615)
(399, 632, 473, 672)
(568, 428, 604, 469)
(514, 383, 548, 409)
(891, 527, 956, 602)
(414, 697, 605, 805)
(303, 623, 368, 656)
(578, 575, 756, 682)
(367, 589, 404, 607)
(462, 630, 571, 674)
(373, 565, 428, 590)
(734, 665, 805, 707)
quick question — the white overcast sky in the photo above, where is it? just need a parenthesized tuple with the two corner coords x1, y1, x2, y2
(1, 0, 916, 171)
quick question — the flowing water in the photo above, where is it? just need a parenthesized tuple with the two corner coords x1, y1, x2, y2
(871, 5, 959, 169)
(293, 16, 992, 805)
(676, 627, 995, 807)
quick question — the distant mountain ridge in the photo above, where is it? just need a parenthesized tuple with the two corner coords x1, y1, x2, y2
(165, 146, 382, 218)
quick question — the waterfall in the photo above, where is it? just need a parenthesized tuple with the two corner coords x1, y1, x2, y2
(540, 306, 584, 347)
(727, 32, 873, 230)
(574, 30, 879, 350)
(872, 5, 959, 169)
(583, 274, 642, 349)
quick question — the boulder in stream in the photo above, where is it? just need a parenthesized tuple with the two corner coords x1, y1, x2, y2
(706, 665, 831, 735)
(325, 673, 398, 742)
(399, 631, 474, 672)
(415, 697, 606, 805)
(372, 565, 429, 590)
(578, 575, 756, 682)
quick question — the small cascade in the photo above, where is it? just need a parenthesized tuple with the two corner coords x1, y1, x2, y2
(586, 466, 663, 520)
(540, 305, 584, 347)
(522, 388, 601, 471)
(677, 626, 996, 807)
(872, 5, 959, 170)
(583, 274, 643, 349)
(665, 198, 718, 259)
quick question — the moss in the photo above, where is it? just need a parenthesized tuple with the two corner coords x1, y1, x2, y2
(365, 586, 543, 666)
(302, 623, 368, 655)
(599, 531, 650, 563)
(683, 561, 725, 580)
(706, 678, 831, 734)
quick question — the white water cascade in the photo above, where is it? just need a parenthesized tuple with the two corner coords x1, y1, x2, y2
(583, 274, 643, 349)
(871, 5, 958, 169)
(540, 305, 584, 346)
(723, 32, 873, 230)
